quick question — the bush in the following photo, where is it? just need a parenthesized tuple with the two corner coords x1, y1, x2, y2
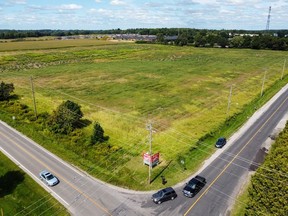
(0, 81, 14, 101)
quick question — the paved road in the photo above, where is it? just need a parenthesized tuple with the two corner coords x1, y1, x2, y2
(0, 84, 287, 216)
(151, 85, 288, 216)
(0, 122, 149, 216)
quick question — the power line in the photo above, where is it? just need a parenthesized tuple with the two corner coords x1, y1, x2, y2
(2, 59, 288, 214)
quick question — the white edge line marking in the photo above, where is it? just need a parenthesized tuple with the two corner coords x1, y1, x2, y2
(0, 146, 69, 207)
(0, 120, 84, 178)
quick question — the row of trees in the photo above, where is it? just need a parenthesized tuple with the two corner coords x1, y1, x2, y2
(0, 81, 107, 145)
(156, 30, 288, 50)
(245, 123, 288, 215)
(1, 28, 288, 39)
(1, 28, 287, 50)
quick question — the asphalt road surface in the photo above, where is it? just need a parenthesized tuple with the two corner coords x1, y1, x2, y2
(0, 84, 287, 216)
(0, 122, 150, 216)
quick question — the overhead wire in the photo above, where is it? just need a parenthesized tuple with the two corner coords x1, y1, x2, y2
(1, 56, 286, 216)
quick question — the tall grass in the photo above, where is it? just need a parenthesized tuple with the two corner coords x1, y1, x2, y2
(1, 42, 288, 189)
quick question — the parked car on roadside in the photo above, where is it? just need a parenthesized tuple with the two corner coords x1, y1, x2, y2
(39, 170, 59, 186)
(182, 175, 206, 198)
(215, 137, 227, 148)
(152, 187, 177, 204)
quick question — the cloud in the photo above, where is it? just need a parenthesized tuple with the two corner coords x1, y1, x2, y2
(58, 4, 83, 10)
(8, 0, 26, 4)
(110, 0, 126, 6)
(1, 0, 288, 30)
(89, 8, 115, 17)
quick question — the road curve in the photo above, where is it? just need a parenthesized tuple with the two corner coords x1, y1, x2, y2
(0, 121, 150, 216)
(1, 84, 287, 216)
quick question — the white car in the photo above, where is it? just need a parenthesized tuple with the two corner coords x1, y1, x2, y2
(39, 170, 59, 186)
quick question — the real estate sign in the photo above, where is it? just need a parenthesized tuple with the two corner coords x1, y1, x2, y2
(143, 152, 159, 167)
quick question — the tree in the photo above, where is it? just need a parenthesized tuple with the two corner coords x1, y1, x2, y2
(242, 36, 252, 48)
(0, 81, 14, 101)
(48, 100, 83, 134)
(229, 36, 244, 48)
(251, 36, 261, 49)
(194, 32, 207, 47)
(156, 33, 165, 43)
(90, 122, 109, 145)
(217, 36, 229, 48)
(176, 32, 188, 46)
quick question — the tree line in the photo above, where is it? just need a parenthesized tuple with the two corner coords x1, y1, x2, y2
(155, 29, 288, 50)
(245, 122, 288, 215)
(1, 28, 288, 51)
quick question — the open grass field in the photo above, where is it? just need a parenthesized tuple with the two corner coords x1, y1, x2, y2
(1, 39, 288, 190)
(0, 38, 119, 52)
(0, 152, 69, 215)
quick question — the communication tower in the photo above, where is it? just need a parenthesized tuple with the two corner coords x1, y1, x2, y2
(266, 6, 271, 31)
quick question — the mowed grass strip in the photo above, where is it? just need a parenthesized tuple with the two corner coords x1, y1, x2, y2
(0, 152, 69, 216)
(1, 42, 288, 189)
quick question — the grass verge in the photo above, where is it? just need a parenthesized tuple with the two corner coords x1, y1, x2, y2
(0, 151, 69, 216)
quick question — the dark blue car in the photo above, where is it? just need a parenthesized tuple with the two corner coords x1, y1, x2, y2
(215, 137, 227, 148)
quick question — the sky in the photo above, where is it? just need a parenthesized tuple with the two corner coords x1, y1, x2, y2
(0, 0, 287, 30)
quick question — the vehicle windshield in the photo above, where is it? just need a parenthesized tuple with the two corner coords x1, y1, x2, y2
(187, 179, 199, 189)
(187, 182, 196, 189)
(46, 174, 54, 180)
(157, 190, 164, 197)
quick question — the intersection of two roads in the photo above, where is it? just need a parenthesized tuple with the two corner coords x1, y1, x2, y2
(1, 84, 287, 216)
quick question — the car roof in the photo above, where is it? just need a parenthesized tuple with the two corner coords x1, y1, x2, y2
(40, 170, 52, 175)
(195, 175, 206, 182)
(162, 187, 174, 192)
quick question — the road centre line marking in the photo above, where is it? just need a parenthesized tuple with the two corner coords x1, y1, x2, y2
(0, 142, 71, 208)
(0, 131, 112, 216)
(184, 95, 288, 216)
(0, 121, 85, 178)
(0, 144, 72, 208)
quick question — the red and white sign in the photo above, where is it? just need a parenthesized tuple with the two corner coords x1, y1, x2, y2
(143, 152, 160, 167)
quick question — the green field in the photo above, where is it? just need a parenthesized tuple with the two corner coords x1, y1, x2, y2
(0, 152, 69, 215)
(1, 39, 288, 190)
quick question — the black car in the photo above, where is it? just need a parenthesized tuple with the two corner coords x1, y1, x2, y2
(152, 187, 177, 204)
(215, 137, 227, 148)
(182, 175, 206, 198)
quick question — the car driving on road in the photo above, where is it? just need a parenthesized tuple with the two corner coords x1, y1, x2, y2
(152, 187, 177, 204)
(39, 170, 59, 186)
(215, 137, 227, 148)
(183, 175, 206, 198)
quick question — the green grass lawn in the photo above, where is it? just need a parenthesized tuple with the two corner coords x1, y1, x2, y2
(1, 40, 288, 190)
(0, 152, 69, 216)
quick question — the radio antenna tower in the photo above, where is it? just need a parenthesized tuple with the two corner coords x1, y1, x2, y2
(266, 6, 271, 31)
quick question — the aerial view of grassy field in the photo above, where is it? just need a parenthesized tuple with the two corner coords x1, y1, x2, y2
(1, 39, 287, 190)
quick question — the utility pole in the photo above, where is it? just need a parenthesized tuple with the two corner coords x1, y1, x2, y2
(30, 76, 38, 119)
(261, 70, 267, 97)
(146, 122, 153, 184)
(281, 59, 286, 80)
(226, 85, 233, 115)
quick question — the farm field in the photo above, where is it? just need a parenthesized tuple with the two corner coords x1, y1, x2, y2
(1, 39, 288, 190)
(0, 151, 69, 216)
